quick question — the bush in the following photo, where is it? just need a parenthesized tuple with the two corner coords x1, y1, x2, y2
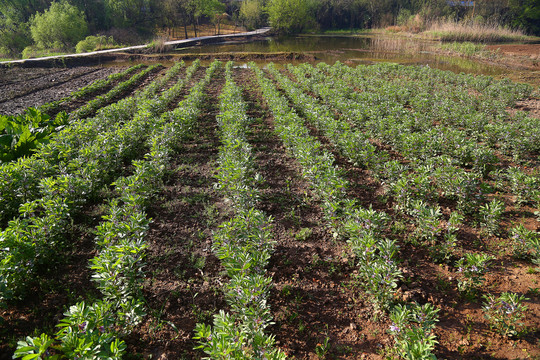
(21, 45, 66, 59)
(30, 1, 88, 50)
(76, 35, 116, 53)
(0, 19, 32, 57)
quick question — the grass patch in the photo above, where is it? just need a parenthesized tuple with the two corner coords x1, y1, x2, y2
(440, 41, 488, 56)
(21, 46, 68, 59)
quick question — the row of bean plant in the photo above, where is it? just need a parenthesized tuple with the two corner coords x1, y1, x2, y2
(0, 61, 200, 307)
(274, 64, 464, 264)
(13, 61, 214, 360)
(194, 62, 286, 360)
(287, 62, 538, 336)
(71, 64, 159, 120)
(328, 62, 540, 221)
(317, 60, 538, 336)
(252, 63, 440, 359)
(0, 61, 197, 227)
(327, 62, 538, 161)
(39, 64, 145, 115)
(290, 62, 538, 266)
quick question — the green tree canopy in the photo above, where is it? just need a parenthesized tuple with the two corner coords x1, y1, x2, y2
(240, 0, 265, 29)
(510, 0, 540, 35)
(29, 1, 88, 49)
(266, 0, 316, 33)
(104, 0, 150, 28)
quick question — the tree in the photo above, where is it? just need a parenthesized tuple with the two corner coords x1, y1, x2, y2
(509, 0, 540, 35)
(0, 0, 43, 56)
(266, 0, 316, 33)
(240, 0, 265, 30)
(0, 17, 32, 55)
(193, 0, 226, 35)
(29, 1, 88, 49)
(104, 0, 151, 28)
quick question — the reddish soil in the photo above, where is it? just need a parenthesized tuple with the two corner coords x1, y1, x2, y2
(485, 44, 540, 60)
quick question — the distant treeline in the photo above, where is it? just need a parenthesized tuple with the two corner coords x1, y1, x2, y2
(1, 0, 539, 58)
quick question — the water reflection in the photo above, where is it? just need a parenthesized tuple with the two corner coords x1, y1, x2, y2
(173, 34, 507, 76)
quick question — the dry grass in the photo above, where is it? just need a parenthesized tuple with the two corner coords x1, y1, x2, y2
(425, 20, 528, 42)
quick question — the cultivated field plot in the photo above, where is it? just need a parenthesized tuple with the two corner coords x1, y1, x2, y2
(0, 60, 539, 360)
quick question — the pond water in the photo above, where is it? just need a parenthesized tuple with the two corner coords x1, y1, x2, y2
(173, 34, 509, 77)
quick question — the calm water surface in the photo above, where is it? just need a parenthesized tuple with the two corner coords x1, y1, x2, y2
(173, 35, 509, 77)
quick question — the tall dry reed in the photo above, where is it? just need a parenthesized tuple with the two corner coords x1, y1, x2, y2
(425, 20, 527, 42)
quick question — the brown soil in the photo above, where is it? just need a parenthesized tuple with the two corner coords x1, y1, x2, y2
(515, 98, 540, 119)
(0, 66, 126, 115)
(485, 44, 540, 61)
(123, 66, 229, 359)
(0, 203, 108, 360)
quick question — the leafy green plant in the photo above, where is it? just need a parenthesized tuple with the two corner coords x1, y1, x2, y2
(76, 35, 117, 53)
(14, 301, 127, 360)
(430, 212, 463, 264)
(353, 236, 402, 314)
(315, 337, 330, 359)
(13, 334, 56, 360)
(507, 167, 540, 207)
(482, 292, 528, 337)
(456, 253, 494, 296)
(40, 64, 146, 114)
(389, 302, 440, 360)
(410, 200, 442, 245)
(0, 108, 68, 162)
(479, 199, 505, 236)
(295, 227, 312, 241)
(511, 224, 539, 264)
(194, 311, 286, 360)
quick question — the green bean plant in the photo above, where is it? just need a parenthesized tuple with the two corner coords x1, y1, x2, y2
(39, 64, 145, 114)
(482, 292, 529, 337)
(479, 199, 505, 236)
(195, 62, 285, 360)
(506, 167, 540, 207)
(430, 212, 463, 264)
(510, 224, 539, 265)
(71, 65, 159, 119)
(409, 200, 442, 246)
(388, 302, 440, 360)
(455, 253, 494, 296)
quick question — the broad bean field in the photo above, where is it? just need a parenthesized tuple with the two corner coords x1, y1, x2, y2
(0, 60, 539, 359)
